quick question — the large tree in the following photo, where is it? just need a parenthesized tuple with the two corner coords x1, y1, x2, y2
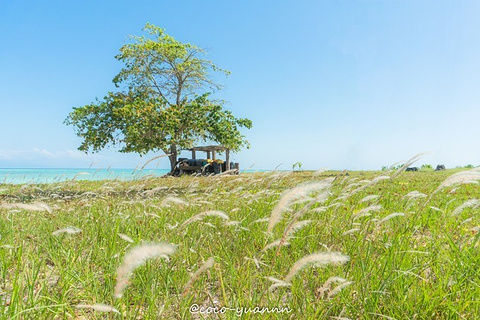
(65, 23, 252, 171)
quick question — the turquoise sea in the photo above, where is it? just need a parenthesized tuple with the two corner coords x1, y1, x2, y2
(0, 168, 171, 185)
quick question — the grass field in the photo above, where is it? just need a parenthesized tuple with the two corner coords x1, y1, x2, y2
(0, 168, 479, 319)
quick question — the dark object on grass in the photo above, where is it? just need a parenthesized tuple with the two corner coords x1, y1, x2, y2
(435, 165, 446, 171)
(212, 162, 223, 174)
(406, 167, 418, 172)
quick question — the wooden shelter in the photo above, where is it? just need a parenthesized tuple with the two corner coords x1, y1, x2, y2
(188, 145, 231, 170)
(175, 145, 239, 175)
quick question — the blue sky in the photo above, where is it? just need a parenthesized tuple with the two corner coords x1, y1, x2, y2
(1, 0, 479, 170)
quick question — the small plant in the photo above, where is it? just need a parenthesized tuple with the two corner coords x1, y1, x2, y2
(421, 164, 433, 170)
(391, 164, 403, 170)
(292, 162, 303, 172)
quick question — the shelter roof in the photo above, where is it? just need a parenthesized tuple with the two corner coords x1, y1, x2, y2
(188, 145, 228, 152)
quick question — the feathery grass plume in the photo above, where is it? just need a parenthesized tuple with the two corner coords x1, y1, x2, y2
(0, 202, 52, 213)
(244, 256, 268, 269)
(114, 242, 176, 298)
(353, 180, 372, 186)
(19, 184, 31, 191)
(118, 233, 134, 243)
(335, 194, 349, 202)
(392, 152, 429, 178)
(327, 281, 353, 299)
(360, 195, 380, 203)
(354, 205, 382, 217)
(446, 198, 457, 207)
(342, 228, 360, 236)
(284, 252, 350, 282)
(165, 222, 178, 229)
(32, 186, 44, 192)
(145, 212, 161, 219)
(348, 176, 390, 197)
(52, 226, 82, 236)
(434, 167, 480, 194)
(452, 199, 479, 215)
(262, 239, 290, 252)
(313, 168, 328, 176)
(370, 175, 391, 183)
(251, 217, 270, 224)
(195, 200, 214, 205)
(217, 169, 240, 176)
(313, 206, 327, 213)
(429, 206, 444, 213)
(266, 277, 292, 291)
(267, 179, 334, 233)
(161, 196, 188, 207)
(183, 257, 215, 296)
(317, 277, 344, 296)
(71, 172, 90, 181)
(377, 212, 405, 224)
(140, 154, 171, 170)
(341, 179, 363, 191)
(142, 186, 168, 197)
(368, 313, 397, 320)
(317, 276, 348, 297)
(277, 191, 330, 255)
(225, 220, 241, 226)
(313, 190, 332, 204)
(76, 303, 120, 314)
(202, 222, 216, 228)
(339, 183, 362, 196)
(80, 191, 101, 198)
(353, 213, 372, 221)
(180, 210, 229, 227)
(404, 191, 427, 200)
(285, 220, 313, 237)
(404, 191, 428, 209)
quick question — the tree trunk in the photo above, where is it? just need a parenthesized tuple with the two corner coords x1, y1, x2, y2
(168, 145, 178, 173)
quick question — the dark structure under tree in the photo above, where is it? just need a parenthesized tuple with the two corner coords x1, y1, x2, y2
(173, 145, 240, 175)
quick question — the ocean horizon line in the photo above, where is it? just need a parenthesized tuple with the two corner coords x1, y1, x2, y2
(0, 167, 272, 185)
(0, 167, 167, 170)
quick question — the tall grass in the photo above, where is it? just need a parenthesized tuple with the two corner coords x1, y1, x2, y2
(0, 167, 478, 318)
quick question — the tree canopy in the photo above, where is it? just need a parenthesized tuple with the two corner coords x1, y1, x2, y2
(65, 23, 252, 170)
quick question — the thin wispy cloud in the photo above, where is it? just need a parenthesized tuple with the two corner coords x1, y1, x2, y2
(0, 148, 91, 160)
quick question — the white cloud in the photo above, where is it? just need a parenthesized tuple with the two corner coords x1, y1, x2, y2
(0, 147, 169, 169)
(0, 148, 89, 160)
(0, 149, 21, 159)
(32, 147, 56, 158)
(0, 147, 105, 167)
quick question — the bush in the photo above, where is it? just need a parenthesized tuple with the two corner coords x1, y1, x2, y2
(421, 164, 433, 170)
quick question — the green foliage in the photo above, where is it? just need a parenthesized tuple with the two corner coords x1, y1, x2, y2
(65, 93, 252, 155)
(112, 23, 230, 105)
(292, 162, 302, 171)
(65, 23, 252, 169)
(391, 164, 403, 170)
(421, 164, 433, 170)
(382, 164, 404, 171)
